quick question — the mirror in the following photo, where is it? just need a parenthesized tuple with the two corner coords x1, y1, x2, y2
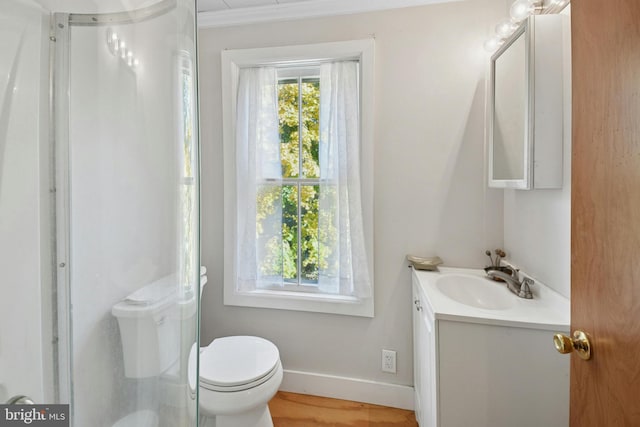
(488, 14, 565, 190)
(489, 23, 531, 189)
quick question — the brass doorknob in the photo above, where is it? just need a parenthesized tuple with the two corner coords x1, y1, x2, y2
(553, 330, 592, 360)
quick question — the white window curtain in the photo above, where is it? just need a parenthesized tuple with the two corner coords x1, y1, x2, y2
(235, 67, 283, 291)
(235, 62, 371, 299)
(318, 61, 372, 298)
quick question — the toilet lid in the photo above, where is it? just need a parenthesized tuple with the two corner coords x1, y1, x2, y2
(199, 336, 280, 389)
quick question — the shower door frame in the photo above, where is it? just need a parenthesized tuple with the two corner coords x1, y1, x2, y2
(49, 12, 71, 408)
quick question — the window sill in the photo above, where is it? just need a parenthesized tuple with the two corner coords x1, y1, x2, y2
(224, 288, 374, 318)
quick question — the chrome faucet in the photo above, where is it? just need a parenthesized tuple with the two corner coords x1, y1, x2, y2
(486, 269, 534, 299)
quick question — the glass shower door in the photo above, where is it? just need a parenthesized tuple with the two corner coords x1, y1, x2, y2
(1, 2, 200, 424)
(52, 1, 200, 426)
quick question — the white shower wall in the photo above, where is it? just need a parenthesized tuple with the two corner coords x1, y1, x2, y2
(0, 0, 52, 404)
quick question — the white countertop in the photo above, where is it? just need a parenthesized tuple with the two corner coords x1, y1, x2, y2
(413, 266, 570, 331)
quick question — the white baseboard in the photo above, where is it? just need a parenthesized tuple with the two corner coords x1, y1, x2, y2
(279, 369, 415, 411)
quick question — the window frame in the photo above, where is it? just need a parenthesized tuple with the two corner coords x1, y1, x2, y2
(221, 40, 375, 317)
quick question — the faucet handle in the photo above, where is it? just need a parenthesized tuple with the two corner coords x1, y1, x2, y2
(519, 277, 534, 299)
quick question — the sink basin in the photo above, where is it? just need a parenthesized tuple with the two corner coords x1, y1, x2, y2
(435, 274, 515, 310)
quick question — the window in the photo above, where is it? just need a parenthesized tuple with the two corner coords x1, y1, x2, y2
(222, 40, 374, 317)
(272, 69, 320, 289)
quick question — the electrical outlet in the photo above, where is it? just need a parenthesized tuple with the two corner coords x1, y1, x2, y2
(382, 349, 397, 373)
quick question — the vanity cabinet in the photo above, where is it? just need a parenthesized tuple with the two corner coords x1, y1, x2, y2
(412, 271, 569, 427)
(412, 280, 437, 427)
(488, 14, 567, 189)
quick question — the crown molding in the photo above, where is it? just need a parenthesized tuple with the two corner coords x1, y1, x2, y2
(198, 0, 460, 29)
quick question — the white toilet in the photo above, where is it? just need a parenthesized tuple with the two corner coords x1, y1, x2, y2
(112, 272, 203, 427)
(196, 335, 283, 427)
(113, 269, 283, 427)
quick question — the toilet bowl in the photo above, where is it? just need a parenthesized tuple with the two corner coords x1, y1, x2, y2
(194, 336, 283, 427)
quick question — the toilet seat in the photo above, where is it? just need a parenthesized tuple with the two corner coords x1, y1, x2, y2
(199, 336, 280, 392)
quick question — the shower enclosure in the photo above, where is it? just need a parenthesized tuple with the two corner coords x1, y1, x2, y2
(1, 0, 200, 425)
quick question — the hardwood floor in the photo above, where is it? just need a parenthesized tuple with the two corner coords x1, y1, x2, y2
(269, 391, 419, 427)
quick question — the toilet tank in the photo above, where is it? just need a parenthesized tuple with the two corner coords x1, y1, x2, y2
(112, 274, 200, 378)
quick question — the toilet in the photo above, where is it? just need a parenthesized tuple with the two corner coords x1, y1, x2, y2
(195, 336, 283, 427)
(113, 269, 283, 427)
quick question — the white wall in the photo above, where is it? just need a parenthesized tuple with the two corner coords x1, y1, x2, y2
(503, 8, 571, 298)
(0, 0, 51, 404)
(198, 0, 506, 393)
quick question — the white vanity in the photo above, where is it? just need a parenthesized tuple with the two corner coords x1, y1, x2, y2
(412, 267, 569, 427)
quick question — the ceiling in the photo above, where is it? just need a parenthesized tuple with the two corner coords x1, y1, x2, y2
(198, 0, 312, 13)
(31, 0, 456, 26)
(197, 0, 458, 28)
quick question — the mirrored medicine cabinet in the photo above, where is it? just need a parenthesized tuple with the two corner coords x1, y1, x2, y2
(488, 14, 566, 190)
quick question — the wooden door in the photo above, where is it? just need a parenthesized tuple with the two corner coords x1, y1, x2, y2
(571, 0, 640, 425)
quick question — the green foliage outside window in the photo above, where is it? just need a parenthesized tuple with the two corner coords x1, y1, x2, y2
(257, 78, 325, 284)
